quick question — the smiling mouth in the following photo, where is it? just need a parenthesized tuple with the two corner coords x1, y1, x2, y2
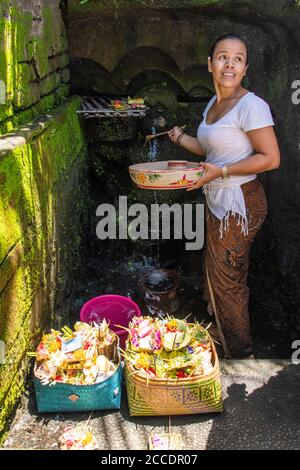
(222, 73, 236, 77)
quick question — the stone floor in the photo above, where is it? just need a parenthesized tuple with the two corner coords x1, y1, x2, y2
(3, 254, 298, 450)
(3, 360, 300, 450)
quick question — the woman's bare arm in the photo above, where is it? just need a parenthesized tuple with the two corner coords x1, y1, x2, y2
(187, 126, 281, 191)
(168, 126, 206, 156)
(227, 126, 280, 175)
(177, 134, 206, 156)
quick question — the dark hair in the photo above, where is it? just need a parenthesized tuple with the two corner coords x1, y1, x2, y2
(209, 33, 249, 65)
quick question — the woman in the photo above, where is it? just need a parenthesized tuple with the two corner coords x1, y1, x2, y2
(169, 33, 280, 358)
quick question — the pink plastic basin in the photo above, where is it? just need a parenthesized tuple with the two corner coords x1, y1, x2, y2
(79, 295, 141, 349)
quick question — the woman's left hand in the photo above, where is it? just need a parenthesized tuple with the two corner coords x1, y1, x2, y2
(186, 162, 222, 191)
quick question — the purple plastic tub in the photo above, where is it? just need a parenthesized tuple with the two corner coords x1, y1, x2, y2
(79, 295, 141, 349)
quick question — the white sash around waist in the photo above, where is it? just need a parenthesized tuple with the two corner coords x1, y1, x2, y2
(203, 174, 256, 238)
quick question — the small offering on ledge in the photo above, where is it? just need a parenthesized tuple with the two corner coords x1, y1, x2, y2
(127, 97, 145, 108)
(110, 97, 145, 111)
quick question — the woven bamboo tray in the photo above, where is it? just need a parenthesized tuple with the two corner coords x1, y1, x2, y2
(129, 161, 204, 190)
(125, 337, 222, 416)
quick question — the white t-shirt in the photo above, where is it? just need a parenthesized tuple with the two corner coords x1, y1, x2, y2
(197, 91, 274, 237)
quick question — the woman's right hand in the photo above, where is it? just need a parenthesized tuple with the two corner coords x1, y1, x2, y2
(168, 126, 184, 144)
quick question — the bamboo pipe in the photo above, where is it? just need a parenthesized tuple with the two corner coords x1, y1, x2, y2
(146, 125, 187, 142)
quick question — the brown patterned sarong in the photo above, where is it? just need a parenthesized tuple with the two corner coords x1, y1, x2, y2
(203, 178, 267, 358)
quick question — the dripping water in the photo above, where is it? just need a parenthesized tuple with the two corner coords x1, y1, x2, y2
(149, 126, 159, 161)
(153, 190, 160, 267)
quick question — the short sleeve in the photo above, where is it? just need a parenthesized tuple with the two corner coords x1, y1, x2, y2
(240, 96, 274, 132)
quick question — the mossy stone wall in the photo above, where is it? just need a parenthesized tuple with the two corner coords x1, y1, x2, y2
(0, 97, 89, 443)
(0, 0, 89, 442)
(0, 0, 70, 134)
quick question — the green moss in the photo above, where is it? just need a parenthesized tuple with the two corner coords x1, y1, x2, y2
(0, 269, 32, 352)
(0, 2, 69, 129)
(1, 7, 35, 111)
(8, 85, 69, 135)
(0, 307, 41, 445)
(0, 83, 70, 141)
(27, 7, 57, 79)
(0, 97, 88, 441)
(13, 63, 39, 110)
(0, 359, 29, 445)
(0, 9, 16, 117)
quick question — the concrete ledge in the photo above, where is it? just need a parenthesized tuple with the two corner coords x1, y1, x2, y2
(0, 97, 80, 157)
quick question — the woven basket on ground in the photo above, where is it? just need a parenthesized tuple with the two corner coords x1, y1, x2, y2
(34, 340, 122, 413)
(125, 335, 222, 416)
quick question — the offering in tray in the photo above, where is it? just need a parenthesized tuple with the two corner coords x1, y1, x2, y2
(149, 433, 183, 450)
(127, 97, 145, 109)
(110, 97, 145, 111)
(58, 427, 98, 450)
(31, 321, 118, 385)
(110, 99, 130, 110)
(123, 316, 213, 379)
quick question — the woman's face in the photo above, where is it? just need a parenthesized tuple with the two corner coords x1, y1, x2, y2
(208, 39, 248, 88)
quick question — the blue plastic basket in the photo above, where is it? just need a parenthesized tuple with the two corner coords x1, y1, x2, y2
(34, 363, 122, 413)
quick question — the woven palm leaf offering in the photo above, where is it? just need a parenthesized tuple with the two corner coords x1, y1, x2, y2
(149, 432, 183, 450)
(31, 321, 122, 413)
(32, 321, 118, 386)
(58, 426, 98, 450)
(124, 316, 223, 415)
